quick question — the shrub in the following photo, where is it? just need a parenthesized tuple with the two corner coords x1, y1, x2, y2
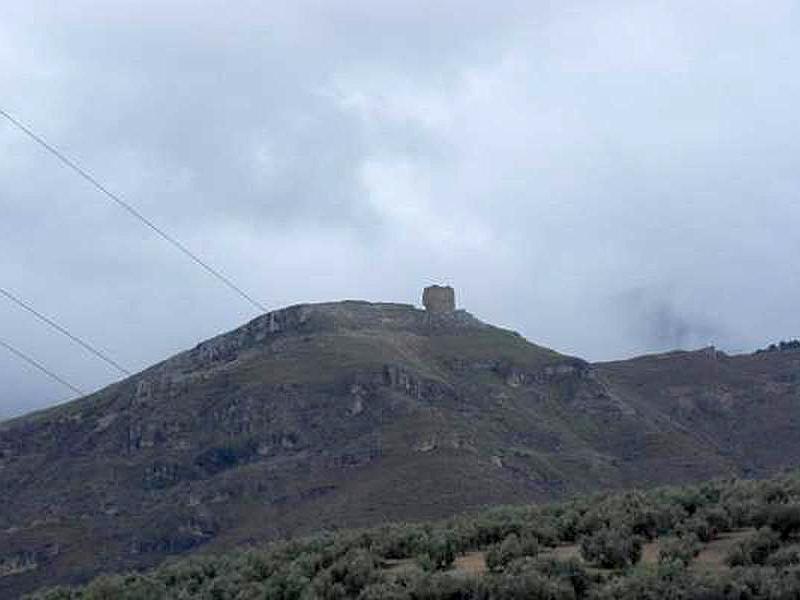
(426, 534, 457, 571)
(409, 572, 485, 600)
(677, 516, 717, 543)
(531, 523, 560, 548)
(489, 563, 576, 600)
(765, 544, 800, 567)
(722, 500, 757, 528)
(579, 528, 642, 569)
(374, 524, 430, 559)
(262, 565, 312, 600)
(725, 529, 781, 566)
(518, 557, 593, 599)
(358, 582, 411, 600)
(414, 533, 458, 573)
(556, 511, 581, 543)
(486, 533, 539, 572)
(697, 506, 732, 534)
(657, 534, 701, 566)
(590, 563, 717, 600)
(760, 504, 800, 540)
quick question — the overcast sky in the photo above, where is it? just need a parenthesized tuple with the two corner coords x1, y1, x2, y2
(2, 1, 800, 417)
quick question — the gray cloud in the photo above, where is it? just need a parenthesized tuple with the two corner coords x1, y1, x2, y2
(2, 0, 800, 416)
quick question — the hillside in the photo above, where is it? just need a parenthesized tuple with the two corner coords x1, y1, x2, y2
(597, 346, 800, 475)
(27, 470, 800, 599)
(1, 293, 799, 596)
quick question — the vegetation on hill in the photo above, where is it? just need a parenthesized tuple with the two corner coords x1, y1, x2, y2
(755, 339, 800, 354)
(28, 470, 800, 599)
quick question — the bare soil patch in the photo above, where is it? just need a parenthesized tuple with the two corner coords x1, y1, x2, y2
(453, 551, 487, 575)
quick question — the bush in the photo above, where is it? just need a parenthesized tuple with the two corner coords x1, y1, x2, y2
(262, 565, 312, 600)
(658, 534, 701, 566)
(725, 529, 781, 566)
(697, 506, 732, 534)
(590, 563, 717, 600)
(518, 557, 593, 599)
(374, 524, 430, 559)
(765, 544, 800, 567)
(489, 563, 576, 600)
(358, 582, 411, 600)
(677, 516, 717, 543)
(414, 534, 457, 573)
(722, 500, 757, 528)
(759, 504, 800, 540)
(486, 533, 539, 572)
(555, 510, 581, 543)
(409, 572, 485, 600)
(579, 528, 642, 569)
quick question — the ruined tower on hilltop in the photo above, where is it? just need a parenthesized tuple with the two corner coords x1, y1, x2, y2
(422, 285, 456, 314)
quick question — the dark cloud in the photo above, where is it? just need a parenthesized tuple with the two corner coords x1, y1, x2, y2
(611, 286, 725, 357)
(2, 1, 800, 417)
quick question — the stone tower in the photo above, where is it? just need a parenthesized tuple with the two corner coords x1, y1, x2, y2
(422, 285, 456, 314)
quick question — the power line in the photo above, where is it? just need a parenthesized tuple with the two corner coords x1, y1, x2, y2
(0, 286, 131, 376)
(0, 107, 269, 313)
(0, 337, 85, 396)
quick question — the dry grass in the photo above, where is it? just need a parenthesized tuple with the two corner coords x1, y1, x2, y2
(383, 558, 417, 573)
(549, 544, 581, 561)
(641, 541, 660, 565)
(453, 551, 487, 575)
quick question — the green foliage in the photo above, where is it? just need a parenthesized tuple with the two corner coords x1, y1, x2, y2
(579, 527, 642, 569)
(358, 581, 412, 600)
(518, 557, 593, 599)
(676, 515, 717, 543)
(657, 534, 701, 566)
(425, 534, 458, 571)
(758, 504, 800, 540)
(374, 524, 431, 559)
(408, 572, 484, 600)
(311, 549, 380, 598)
(765, 544, 800, 567)
(28, 470, 800, 600)
(726, 529, 781, 566)
(488, 569, 575, 600)
(408, 531, 458, 572)
(697, 506, 732, 534)
(486, 533, 539, 572)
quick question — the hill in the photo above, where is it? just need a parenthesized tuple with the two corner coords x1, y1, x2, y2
(1, 291, 800, 596)
(27, 470, 800, 599)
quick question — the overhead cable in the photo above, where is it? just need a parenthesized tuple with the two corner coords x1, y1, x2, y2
(0, 286, 131, 376)
(0, 107, 268, 313)
(0, 337, 85, 396)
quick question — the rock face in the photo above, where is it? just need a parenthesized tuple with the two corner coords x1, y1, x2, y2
(422, 285, 456, 313)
